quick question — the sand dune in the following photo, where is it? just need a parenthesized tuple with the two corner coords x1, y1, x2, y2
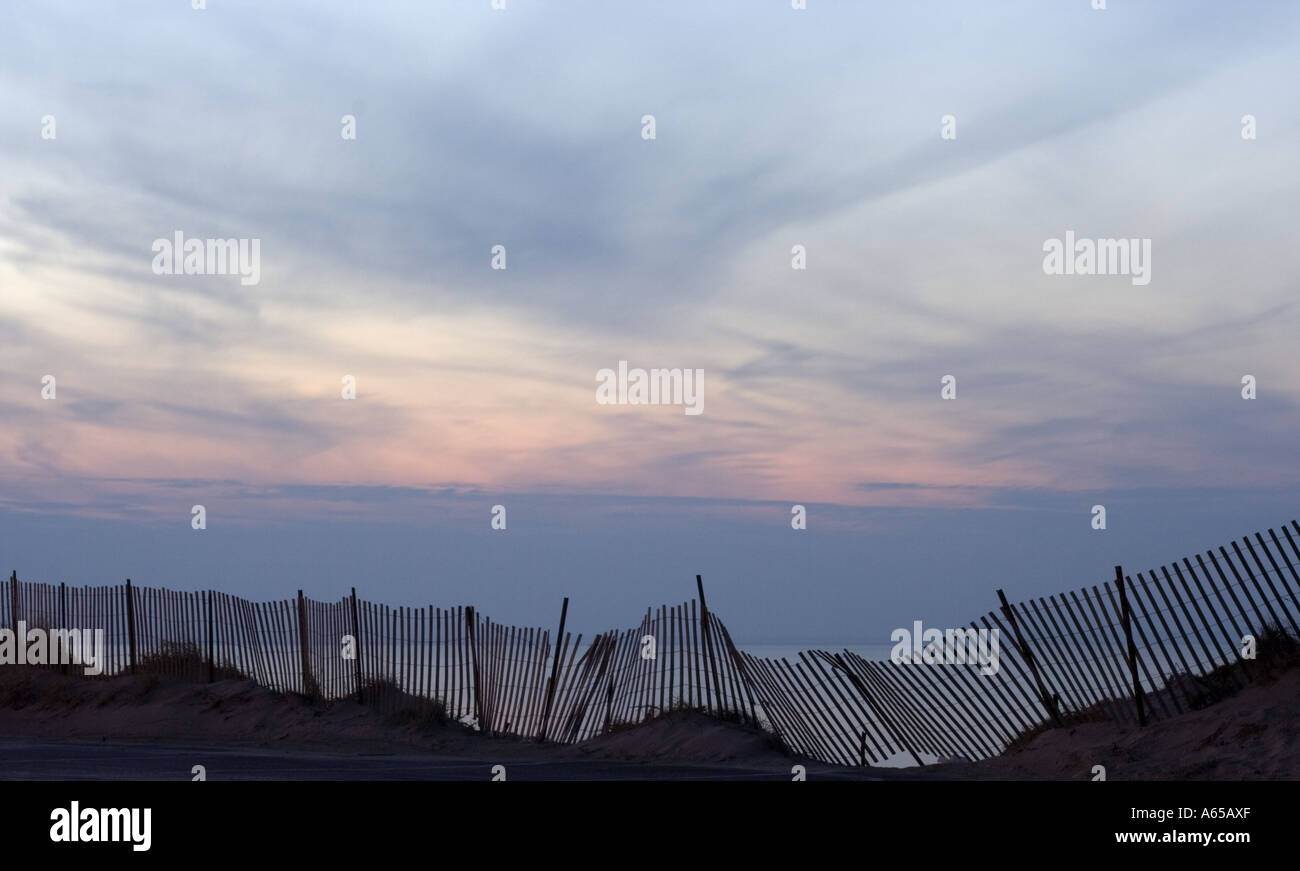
(1, 664, 1296, 779)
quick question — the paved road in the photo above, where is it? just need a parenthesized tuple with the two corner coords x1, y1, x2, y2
(0, 739, 880, 781)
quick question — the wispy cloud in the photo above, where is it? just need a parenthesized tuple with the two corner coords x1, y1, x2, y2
(1, 0, 1298, 527)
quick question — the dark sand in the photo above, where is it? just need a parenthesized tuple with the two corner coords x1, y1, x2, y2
(905, 665, 1300, 780)
(1, 665, 1296, 779)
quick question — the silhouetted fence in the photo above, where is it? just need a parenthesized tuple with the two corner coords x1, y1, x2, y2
(734, 520, 1300, 765)
(1, 571, 757, 744)
(5, 522, 1298, 765)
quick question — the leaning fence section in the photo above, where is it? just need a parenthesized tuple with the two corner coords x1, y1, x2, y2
(732, 520, 1300, 765)
(4, 521, 1298, 765)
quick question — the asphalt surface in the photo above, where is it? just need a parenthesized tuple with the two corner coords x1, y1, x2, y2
(0, 739, 880, 781)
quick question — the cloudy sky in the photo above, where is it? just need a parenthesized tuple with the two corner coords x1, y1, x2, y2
(1, 1, 1297, 643)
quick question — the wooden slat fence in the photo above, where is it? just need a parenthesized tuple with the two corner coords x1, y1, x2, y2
(4, 521, 1297, 765)
(733, 520, 1300, 765)
(0, 575, 759, 743)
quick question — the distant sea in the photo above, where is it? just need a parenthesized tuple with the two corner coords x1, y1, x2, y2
(739, 643, 895, 662)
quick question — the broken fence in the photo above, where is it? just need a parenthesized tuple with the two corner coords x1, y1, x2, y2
(4, 521, 1298, 767)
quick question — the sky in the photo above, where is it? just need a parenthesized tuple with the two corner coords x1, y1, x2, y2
(1, 1, 1298, 645)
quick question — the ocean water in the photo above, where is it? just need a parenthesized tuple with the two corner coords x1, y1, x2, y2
(738, 643, 896, 662)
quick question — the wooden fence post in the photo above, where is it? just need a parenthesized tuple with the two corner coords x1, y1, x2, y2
(465, 606, 483, 733)
(996, 589, 1061, 726)
(350, 588, 363, 703)
(297, 590, 316, 697)
(538, 597, 568, 741)
(696, 575, 725, 714)
(125, 579, 137, 674)
(205, 591, 215, 683)
(9, 571, 17, 638)
(60, 582, 68, 676)
(1115, 566, 1146, 726)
